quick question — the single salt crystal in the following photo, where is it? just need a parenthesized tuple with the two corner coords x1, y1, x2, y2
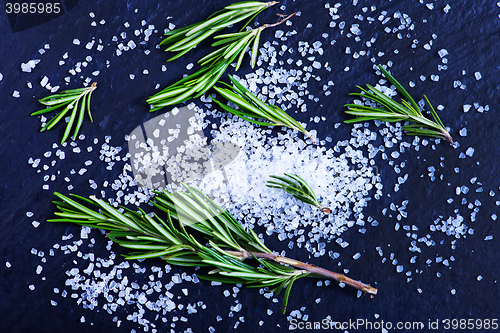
(312, 61, 321, 69)
(463, 104, 471, 112)
(0, 73, 3, 81)
(26, 211, 34, 217)
(474, 72, 482, 80)
(459, 128, 467, 136)
(353, 253, 361, 260)
(6, 262, 11, 268)
(32, 221, 40, 228)
(73, 39, 80, 45)
(129, 74, 135, 80)
(36, 265, 43, 274)
(186, 63, 194, 70)
(465, 147, 474, 157)
(443, 4, 451, 13)
(484, 235, 493, 241)
(477, 275, 483, 281)
(40, 76, 49, 87)
(438, 49, 448, 58)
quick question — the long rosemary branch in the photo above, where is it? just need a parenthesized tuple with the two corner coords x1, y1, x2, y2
(49, 184, 377, 313)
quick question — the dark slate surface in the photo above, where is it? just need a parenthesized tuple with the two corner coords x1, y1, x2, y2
(0, 0, 499, 332)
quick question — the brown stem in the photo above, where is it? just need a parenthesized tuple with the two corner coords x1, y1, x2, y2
(441, 129, 455, 147)
(321, 207, 331, 214)
(228, 250, 377, 295)
(262, 12, 297, 29)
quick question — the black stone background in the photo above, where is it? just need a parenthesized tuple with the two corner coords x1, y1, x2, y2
(0, 0, 499, 332)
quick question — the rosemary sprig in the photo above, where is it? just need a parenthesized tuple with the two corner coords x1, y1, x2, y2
(50, 184, 376, 314)
(31, 82, 97, 144)
(266, 173, 330, 213)
(160, 1, 278, 62)
(212, 74, 315, 142)
(147, 13, 295, 111)
(345, 65, 454, 145)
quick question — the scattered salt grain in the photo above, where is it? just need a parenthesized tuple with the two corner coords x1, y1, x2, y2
(438, 49, 448, 58)
(40, 76, 49, 87)
(465, 147, 474, 157)
(474, 72, 482, 80)
(484, 235, 493, 241)
(73, 39, 80, 45)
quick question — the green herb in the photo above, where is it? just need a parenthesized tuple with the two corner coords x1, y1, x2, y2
(31, 82, 97, 144)
(345, 65, 454, 145)
(266, 173, 330, 213)
(50, 184, 376, 314)
(212, 74, 315, 142)
(147, 13, 295, 111)
(160, 1, 278, 62)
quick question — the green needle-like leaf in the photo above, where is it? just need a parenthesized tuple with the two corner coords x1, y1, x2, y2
(345, 65, 454, 145)
(31, 82, 97, 144)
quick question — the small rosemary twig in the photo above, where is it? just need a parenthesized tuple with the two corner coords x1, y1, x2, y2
(212, 74, 315, 142)
(266, 173, 330, 213)
(159, 1, 278, 62)
(345, 65, 454, 145)
(31, 82, 97, 144)
(147, 13, 296, 111)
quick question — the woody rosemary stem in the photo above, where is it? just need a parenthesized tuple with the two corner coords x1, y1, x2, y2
(228, 250, 378, 295)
